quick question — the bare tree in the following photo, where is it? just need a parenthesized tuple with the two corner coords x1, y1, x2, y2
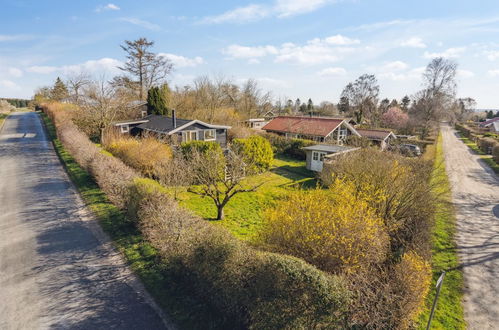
(156, 156, 193, 200)
(77, 78, 133, 141)
(340, 74, 380, 124)
(65, 71, 91, 103)
(188, 150, 263, 220)
(118, 38, 173, 100)
(412, 57, 457, 137)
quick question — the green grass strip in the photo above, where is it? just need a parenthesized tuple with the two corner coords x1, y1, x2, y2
(418, 133, 465, 329)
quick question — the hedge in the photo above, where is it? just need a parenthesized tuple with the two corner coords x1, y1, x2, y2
(260, 132, 315, 160)
(232, 135, 274, 173)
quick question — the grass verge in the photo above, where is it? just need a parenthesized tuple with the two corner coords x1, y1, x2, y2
(40, 112, 222, 329)
(0, 113, 8, 129)
(418, 133, 465, 329)
(458, 136, 499, 174)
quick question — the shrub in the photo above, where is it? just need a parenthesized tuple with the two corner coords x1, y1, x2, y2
(227, 126, 255, 141)
(260, 132, 315, 159)
(232, 135, 274, 173)
(180, 140, 222, 157)
(476, 136, 498, 154)
(493, 144, 499, 163)
(259, 179, 389, 273)
(321, 149, 435, 259)
(347, 251, 431, 329)
(345, 135, 371, 148)
(106, 136, 172, 177)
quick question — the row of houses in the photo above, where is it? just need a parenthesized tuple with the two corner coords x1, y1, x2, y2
(113, 110, 396, 172)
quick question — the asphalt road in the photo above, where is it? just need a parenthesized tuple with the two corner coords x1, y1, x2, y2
(441, 124, 499, 329)
(0, 112, 169, 329)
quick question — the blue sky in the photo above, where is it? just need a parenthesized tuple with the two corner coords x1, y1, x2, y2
(1, 0, 499, 108)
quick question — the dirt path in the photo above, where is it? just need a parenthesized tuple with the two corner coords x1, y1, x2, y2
(0, 112, 171, 329)
(441, 124, 499, 329)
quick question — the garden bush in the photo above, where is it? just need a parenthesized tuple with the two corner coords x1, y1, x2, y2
(260, 132, 315, 159)
(106, 136, 172, 178)
(259, 179, 389, 273)
(232, 135, 274, 173)
(180, 140, 222, 157)
(476, 136, 498, 154)
(493, 144, 499, 163)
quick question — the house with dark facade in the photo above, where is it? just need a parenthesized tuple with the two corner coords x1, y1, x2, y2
(262, 116, 360, 144)
(113, 111, 231, 147)
(356, 129, 397, 150)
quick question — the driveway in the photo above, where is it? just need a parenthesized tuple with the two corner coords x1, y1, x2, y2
(441, 124, 499, 329)
(0, 112, 169, 329)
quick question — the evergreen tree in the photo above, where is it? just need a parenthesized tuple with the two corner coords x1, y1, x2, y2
(51, 77, 69, 101)
(307, 98, 314, 112)
(338, 96, 350, 114)
(486, 110, 494, 119)
(147, 84, 170, 115)
(401, 95, 410, 112)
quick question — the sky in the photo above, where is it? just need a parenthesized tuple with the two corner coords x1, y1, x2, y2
(1, 0, 499, 108)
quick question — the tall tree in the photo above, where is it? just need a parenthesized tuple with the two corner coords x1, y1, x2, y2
(118, 38, 173, 100)
(51, 77, 69, 101)
(147, 84, 170, 115)
(307, 98, 314, 113)
(340, 74, 379, 123)
(65, 71, 91, 103)
(401, 96, 410, 112)
(412, 57, 457, 138)
(338, 96, 350, 114)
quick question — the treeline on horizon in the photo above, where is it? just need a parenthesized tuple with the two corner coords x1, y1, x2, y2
(0, 98, 30, 108)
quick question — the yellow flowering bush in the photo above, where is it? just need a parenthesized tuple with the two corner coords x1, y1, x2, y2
(259, 179, 389, 273)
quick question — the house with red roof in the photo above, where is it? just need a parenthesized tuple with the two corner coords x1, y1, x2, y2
(262, 116, 360, 144)
(355, 129, 397, 150)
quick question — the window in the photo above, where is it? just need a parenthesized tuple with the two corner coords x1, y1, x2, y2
(182, 131, 198, 142)
(313, 151, 319, 161)
(312, 151, 326, 162)
(120, 124, 129, 133)
(204, 129, 216, 141)
(338, 128, 348, 140)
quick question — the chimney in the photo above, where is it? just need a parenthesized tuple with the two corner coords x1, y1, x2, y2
(172, 109, 177, 128)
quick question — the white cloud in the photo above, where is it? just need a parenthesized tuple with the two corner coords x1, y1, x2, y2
(457, 69, 474, 78)
(27, 58, 122, 75)
(201, 0, 337, 24)
(8, 67, 23, 78)
(378, 66, 425, 81)
(0, 34, 32, 42)
(159, 53, 204, 67)
(400, 37, 426, 48)
(423, 47, 466, 59)
(223, 45, 278, 59)
(488, 69, 499, 77)
(0, 80, 21, 90)
(324, 34, 360, 45)
(96, 3, 120, 12)
(119, 17, 160, 31)
(27, 65, 58, 74)
(485, 50, 499, 61)
(255, 77, 290, 87)
(276, 42, 340, 64)
(381, 61, 409, 71)
(317, 67, 347, 76)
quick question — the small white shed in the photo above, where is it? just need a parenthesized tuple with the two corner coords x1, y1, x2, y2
(302, 145, 358, 172)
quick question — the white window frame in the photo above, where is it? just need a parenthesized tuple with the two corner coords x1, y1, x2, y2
(182, 130, 198, 142)
(312, 151, 327, 162)
(203, 129, 216, 141)
(338, 127, 348, 140)
(120, 124, 129, 133)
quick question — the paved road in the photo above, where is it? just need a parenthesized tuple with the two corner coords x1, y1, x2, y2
(0, 112, 169, 329)
(441, 124, 499, 329)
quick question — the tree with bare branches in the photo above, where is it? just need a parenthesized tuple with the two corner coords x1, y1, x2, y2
(65, 71, 91, 103)
(188, 149, 264, 220)
(117, 37, 173, 100)
(340, 74, 379, 124)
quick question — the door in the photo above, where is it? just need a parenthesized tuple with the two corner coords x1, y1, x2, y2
(310, 151, 327, 172)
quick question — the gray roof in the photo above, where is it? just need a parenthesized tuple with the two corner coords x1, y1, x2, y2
(137, 115, 192, 133)
(302, 144, 354, 153)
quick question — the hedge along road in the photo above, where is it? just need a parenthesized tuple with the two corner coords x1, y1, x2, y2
(441, 124, 499, 329)
(0, 112, 169, 329)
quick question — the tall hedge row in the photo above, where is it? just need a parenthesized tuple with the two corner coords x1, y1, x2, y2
(42, 103, 351, 328)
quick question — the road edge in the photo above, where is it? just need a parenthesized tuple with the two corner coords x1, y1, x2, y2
(37, 111, 176, 330)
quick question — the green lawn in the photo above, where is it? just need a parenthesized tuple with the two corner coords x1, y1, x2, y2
(175, 155, 316, 239)
(418, 133, 465, 329)
(459, 136, 499, 174)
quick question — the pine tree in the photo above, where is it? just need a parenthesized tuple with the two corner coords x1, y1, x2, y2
(147, 84, 170, 115)
(51, 77, 69, 101)
(307, 98, 314, 112)
(401, 95, 410, 112)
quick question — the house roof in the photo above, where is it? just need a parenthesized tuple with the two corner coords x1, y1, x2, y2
(480, 117, 499, 127)
(356, 129, 395, 141)
(114, 119, 149, 126)
(137, 115, 231, 134)
(492, 121, 499, 132)
(302, 144, 355, 153)
(262, 116, 347, 137)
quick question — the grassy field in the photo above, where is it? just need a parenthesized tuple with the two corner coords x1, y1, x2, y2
(418, 134, 465, 329)
(459, 136, 499, 174)
(174, 155, 316, 239)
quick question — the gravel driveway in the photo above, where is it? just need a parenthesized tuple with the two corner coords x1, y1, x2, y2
(0, 112, 170, 329)
(441, 124, 499, 329)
